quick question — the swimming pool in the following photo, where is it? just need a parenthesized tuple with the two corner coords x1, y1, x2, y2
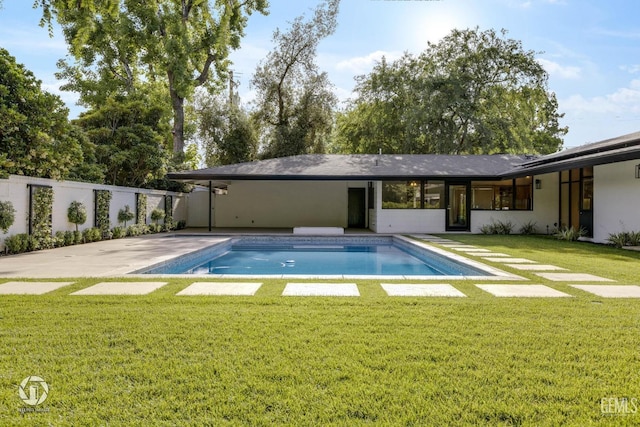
(138, 235, 509, 278)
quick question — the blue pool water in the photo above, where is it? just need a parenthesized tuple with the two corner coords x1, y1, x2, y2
(141, 236, 492, 277)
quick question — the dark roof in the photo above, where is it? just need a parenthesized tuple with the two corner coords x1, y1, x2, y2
(167, 154, 531, 184)
(504, 131, 640, 177)
(168, 131, 640, 185)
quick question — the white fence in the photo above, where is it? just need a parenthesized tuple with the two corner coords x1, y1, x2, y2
(0, 175, 187, 249)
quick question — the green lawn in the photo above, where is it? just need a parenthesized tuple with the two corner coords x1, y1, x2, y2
(1, 235, 640, 426)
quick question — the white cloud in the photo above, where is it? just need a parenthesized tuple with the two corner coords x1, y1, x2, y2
(621, 64, 640, 74)
(538, 58, 581, 79)
(335, 50, 403, 75)
(562, 79, 640, 114)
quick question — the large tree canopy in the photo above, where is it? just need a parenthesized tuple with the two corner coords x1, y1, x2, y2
(333, 28, 567, 155)
(251, 0, 339, 158)
(74, 94, 170, 187)
(36, 0, 268, 154)
(0, 48, 85, 179)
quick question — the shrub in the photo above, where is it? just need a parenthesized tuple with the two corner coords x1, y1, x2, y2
(32, 187, 54, 250)
(4, 233, 29, 254)
(176, 220, 187, 230)
(479, 219, 513, 235)
(83, 227, 102, 243)
(64, 231, 76, 246)
(73, 230, 83, 245)
(519, 221, 538, 235)
(117, 205, 135, 227)
(555, 226, 587, 241)
(54, 231, 66, 247)
(111, 226, 126, 239)
(607, 231, 640, 248)
(149, 223, 163, 233)
(67, 201, 87, 232)
(127, 224, 149, 237)
(0, 200, 16, 233)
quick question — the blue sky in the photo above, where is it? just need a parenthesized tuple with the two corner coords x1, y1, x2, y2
(1, 0, 640, 149)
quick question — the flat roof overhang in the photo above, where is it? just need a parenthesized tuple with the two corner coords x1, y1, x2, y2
(501, 145, 640, 178)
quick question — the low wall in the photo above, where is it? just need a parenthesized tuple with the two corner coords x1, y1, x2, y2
(0, 175, 186, 249)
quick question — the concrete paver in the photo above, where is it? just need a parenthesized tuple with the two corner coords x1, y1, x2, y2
(177, 282, 262, 296)
(535, 273, 615, 282)
(381, 283, 466, 297)
(570, 285, 640, 298)
(476, 284, 571, 298)
(71, 282, 167, 295)
(0, 281, 75, 295)
(282, 283, 359, 296)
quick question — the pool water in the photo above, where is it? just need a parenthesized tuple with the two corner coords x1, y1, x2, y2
(141, 237, 492, 277)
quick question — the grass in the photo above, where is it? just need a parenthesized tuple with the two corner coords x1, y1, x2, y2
(1, 235, 640, 425)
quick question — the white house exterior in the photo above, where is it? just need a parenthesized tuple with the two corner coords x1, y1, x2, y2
(169, 131, 640, 244)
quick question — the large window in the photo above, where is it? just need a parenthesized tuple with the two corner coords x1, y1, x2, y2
(471, 177, 532, 210)
(381, 180, 444, 209)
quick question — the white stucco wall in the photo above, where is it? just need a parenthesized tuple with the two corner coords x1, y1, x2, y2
(212, 180, 356, 228)
(0, 175, 186, 248)
(593, 160, 640, 243)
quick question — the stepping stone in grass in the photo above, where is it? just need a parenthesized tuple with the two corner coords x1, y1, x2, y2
(282, 283, 359, 297)
(381, 284, 466, 297)
(570, 285, 640, 298)
(0, 281, 75, 295)
(476, 284, 571, 298)
(71, 282, 167, 295)
(535, 273, 614, 282)
(177, 282, 262, 296)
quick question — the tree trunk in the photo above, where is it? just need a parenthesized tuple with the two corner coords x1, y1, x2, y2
(169, 72, 185, 154)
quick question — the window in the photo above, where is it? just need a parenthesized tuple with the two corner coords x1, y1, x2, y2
(471, 177, 532, 211)
(381, 180, 444, 209)
(382, 181, 421, 209)
(424, 181, 444, 209)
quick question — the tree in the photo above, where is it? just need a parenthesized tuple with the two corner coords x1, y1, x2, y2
(0, 201, 15, 233)
(0, 48, 84, 179)
(74, 94, 170, 187)
(67, 201, 87, 232)
(36, 0, 269, 154)
(333, 28, 567, 155)
(251, 0, 339, 158)
(117, 205, 135, 227)
(195, 92, 258, 166)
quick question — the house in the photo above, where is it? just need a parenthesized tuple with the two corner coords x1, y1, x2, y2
(168, 131, 640, 243)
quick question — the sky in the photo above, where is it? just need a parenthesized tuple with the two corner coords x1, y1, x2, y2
(1, 0, 640, 149)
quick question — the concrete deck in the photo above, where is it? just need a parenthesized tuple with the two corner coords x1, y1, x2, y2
(0, 233, 228, 278)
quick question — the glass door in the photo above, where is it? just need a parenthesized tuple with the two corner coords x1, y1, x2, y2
(446, 182, 470, 231)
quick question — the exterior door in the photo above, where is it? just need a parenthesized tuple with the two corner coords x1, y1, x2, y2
(348, 188, 366, 228)
(446, 182, 470, 231)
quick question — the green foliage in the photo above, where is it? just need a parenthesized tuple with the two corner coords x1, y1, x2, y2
(136, 193, 147, 225)
(332, 28, 567, 155)
(3, 233, 29, 254)
(195, 93, 258, 165)
(150, 208, 165, 224)
(82, 227, 102, 243)
(0, 48, 85, 179)
(74, 95, 170, 187)
(554, 226, 587, 241)
(479, 219, 514, 235)
(111, 226, 126, 239)
(126, 223, 149, 237)
(67, 201, 87, 232)
(251, 0, 339, 158)
(0, 200, 15, 233)
(519, 221, 538, 235)
(31, 187, 54, 250)
(40, 0, 269, 154)
(95, 190, 112, 238)
(607, 231, 640, 248)
(117, 205, 135, 227)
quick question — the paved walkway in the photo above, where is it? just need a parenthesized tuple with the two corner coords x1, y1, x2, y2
(0, 234, 228, 278)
